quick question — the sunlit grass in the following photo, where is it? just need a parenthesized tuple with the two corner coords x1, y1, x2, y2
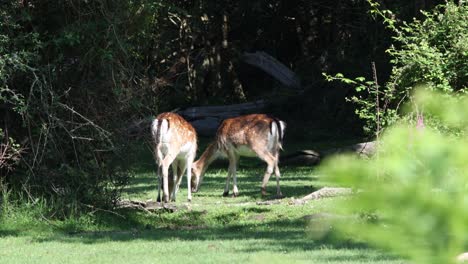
(0, 139, 404, 264)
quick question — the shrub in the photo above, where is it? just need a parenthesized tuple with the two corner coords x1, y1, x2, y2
(319, 90, 468, 264)
(324, 1, 467, 135)
(0, 1, 133, 216)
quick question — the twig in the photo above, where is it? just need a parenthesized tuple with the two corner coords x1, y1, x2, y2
(81, 203, 126, 219)
(57, 103, 111, 137)
(57, 103, 114, 151)
(40, 214, 60, 228)
(372, 61, 380, 140)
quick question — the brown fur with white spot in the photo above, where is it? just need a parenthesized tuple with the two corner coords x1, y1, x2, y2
(191, 114, 286, 197)
(152, 112, 197, 203)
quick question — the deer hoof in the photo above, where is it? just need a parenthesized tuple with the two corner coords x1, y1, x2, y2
(261, 188, 267, 196)
(232, 192, 238, 198)
(222, 191, 229, 197)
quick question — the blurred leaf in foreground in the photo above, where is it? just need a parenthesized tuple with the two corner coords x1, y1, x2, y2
(320, 89, 468, 264)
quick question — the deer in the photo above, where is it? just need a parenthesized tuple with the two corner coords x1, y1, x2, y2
(151, 112, 197, 203)
(191, 114, 286, 198)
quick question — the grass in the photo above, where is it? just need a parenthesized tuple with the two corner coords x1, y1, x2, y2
(0, 138, 405, 264)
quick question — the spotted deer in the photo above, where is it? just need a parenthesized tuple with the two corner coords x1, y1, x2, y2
(191, 114, 286, 197)
(151, 112, 197, 203)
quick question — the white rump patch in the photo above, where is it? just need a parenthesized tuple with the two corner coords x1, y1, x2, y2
(151, 118, 170, 143)
(151, 119, 159, 139)
(279, 121, 286, 140)
(269, 119, 286, 150)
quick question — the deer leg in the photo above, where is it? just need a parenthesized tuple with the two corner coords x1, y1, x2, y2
(231, 154, 240, 197)
(261, 161, 275, 196)
(223, 152, 236, 197)
(223, 169, 232, 197)
(170, 161, 179, 202)
(162, 164, 170, 203)
(251, 146, 276, 196)
(173, 160, 187, 202)
(154, 147, 163, 203)
(161, 154, 177, 203)
(156, 165, 162, 203)
(274, 159, 282, 198)
(186, 154, 194, 202)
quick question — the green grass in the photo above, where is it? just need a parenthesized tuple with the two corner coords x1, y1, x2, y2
(0, 139, 404, 264)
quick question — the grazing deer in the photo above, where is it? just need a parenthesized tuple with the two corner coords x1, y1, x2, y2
(151, 112, 197, 203)
(191, 114, 286, 197)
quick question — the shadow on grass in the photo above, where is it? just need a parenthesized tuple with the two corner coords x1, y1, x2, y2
(32, 213, 361, 251)
(3, 206, 398, 262)
(124, 165, 321, 200)
(0, 229, 19, 237)
(193, 173, 321, 200)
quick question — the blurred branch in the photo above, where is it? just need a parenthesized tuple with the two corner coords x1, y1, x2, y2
(242, 51, 301, 90)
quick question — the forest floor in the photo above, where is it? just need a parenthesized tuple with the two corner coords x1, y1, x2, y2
(0, 138, 405, 264)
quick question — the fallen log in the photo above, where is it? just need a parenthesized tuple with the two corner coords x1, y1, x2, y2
(177, 100, 266, 120)
(190, 117, 220, 137)
(177, 100, 266, 136)
(116, 199, 180, 212)
(323, 141, 377, 157)
(242, 51, 301, 89)
(281, 150, 321, 166)
(124, 100, 266, 138)
(281, 141, 377, 166)
(290, 187, 353, 205)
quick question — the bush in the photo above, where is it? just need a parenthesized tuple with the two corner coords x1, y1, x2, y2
(324, 1, 467, 135)
(319, 89, 468, 264)
(0, 1, 134, 216)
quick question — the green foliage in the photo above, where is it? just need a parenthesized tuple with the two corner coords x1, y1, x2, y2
(319, 90, 468, 264)
(0, 1, 136, 214)
(0, 2, 37, 115)
(325, 1, 467, 135)
(323, 73, 399, 135)
(388, 2, 468, 93)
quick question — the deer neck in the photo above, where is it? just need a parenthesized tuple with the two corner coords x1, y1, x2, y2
(193, 142, 219, 181)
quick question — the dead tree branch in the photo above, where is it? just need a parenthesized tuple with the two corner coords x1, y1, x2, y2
(242, 51, 301, 89)
(290, 187, 354, 205)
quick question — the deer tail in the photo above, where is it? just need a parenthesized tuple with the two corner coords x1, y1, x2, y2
(270, 118, 286, 149)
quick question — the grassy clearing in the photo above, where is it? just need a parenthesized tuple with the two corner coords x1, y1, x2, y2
(0, 139, 404, 264)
